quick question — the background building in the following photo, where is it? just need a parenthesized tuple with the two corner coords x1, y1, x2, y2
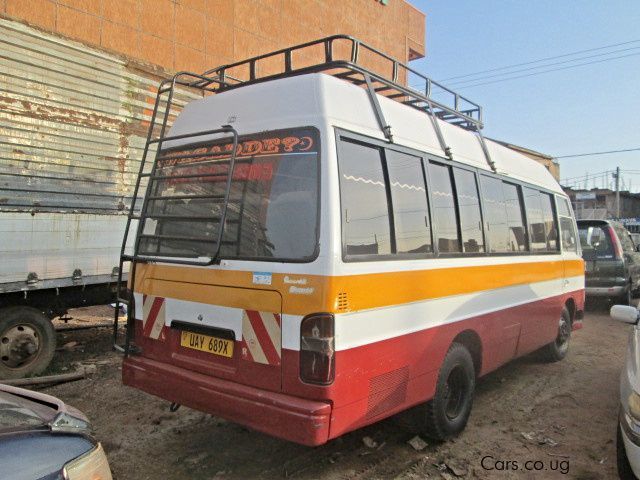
(563, 187, 640, 220)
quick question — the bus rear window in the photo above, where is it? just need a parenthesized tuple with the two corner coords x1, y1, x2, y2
(138, 128, 320, 261)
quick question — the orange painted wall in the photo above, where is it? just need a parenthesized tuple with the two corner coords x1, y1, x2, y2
(2, 0, 425, 77)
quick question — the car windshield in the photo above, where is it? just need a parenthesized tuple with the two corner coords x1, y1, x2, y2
(138, 128, 320, 262)
(578, 224, 614, 259)
(0, 391, 51, 431)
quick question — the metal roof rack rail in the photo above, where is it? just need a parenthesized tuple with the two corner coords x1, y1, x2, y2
(191, 34, 495, 170)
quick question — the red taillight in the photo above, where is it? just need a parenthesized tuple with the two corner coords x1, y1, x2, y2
(300, 313, 335, 385)
(608, 226, 623, 259)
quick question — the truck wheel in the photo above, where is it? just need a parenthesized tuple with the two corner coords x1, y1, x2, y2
(620, 281, 634, 306)
(422, 343, 475, 441)
(0, 306, 56, 380)
(539, 306, 571, 362)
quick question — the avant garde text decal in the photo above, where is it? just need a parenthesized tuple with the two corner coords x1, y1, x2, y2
(158, 135, 315, 167)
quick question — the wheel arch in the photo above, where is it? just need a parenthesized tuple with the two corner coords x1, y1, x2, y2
(452, 329, 482, 378)
(564, 297, 576, 323)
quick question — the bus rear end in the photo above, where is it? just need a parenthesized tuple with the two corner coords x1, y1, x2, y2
(121, 127, 334, 445)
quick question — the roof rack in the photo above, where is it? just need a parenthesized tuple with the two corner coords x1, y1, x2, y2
(191, 35, 495, 170)
(202, 35, 484, 127)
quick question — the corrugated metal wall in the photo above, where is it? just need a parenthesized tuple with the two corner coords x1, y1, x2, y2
(0, 19, 197, 287)
(0, 18, 195, 213)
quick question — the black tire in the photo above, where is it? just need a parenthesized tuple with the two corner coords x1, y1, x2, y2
(539, 306, 571, 363)
(620, 282, 634, 306)
(422, 342, 475, 441)
(0, 306, 56, 380)
(618, 423, 638, 480)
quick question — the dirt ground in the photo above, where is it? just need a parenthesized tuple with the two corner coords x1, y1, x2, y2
(39, 302, 628, 480)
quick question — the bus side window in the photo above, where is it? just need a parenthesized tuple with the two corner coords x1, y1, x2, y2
(338, 139, 392, 257)
(503, 182, 528, 252)
(480, 175, 508, 252)
(524, 188, 548, 252)
(386, 150, 433, 254)
(557, 196, 578, 253)
(524, 188, 559, 253)
(540, 193, 559, 251)
(453, 168, 484, 253)
(428, 162, 461, 253)
(480, 177, 528, 254)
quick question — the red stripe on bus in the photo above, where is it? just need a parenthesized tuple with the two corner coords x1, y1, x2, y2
(143, 297, 164, 337)
(246, 310, 280, 365)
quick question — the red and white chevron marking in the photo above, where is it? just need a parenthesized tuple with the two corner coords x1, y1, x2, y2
(239, 311, 281, 366)
(142, 295, 167, 341)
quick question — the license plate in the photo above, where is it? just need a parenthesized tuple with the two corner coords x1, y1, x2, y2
(180, 331, 234, 358)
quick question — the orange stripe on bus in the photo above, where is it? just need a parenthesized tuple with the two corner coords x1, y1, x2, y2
(132, 259, 583, 315)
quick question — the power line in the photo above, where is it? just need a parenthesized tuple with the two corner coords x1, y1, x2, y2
(556, 147, 640, 159)
(561, 170, 612, 180)
(444, 46, 640, 88)
(438, 39, 640, 82)
(443, 52, 640, 90)
(560, 171, 613, 183)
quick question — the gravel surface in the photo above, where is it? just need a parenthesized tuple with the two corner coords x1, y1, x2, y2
(41, 303, 628, 479)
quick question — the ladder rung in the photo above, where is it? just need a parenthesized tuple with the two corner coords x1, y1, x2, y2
(146, 193, 226, 201)
(150, 171, 228, 182)
(139, 233, 218, 243)
(145, 214, 222, 221)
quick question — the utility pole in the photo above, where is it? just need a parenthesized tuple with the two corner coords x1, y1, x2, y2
(614, 166, 621, 218)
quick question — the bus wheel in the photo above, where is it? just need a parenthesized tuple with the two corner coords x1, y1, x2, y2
(539, 306, 571, 363)
(423, 342, 475, 441)
(0, 306, 56, 380)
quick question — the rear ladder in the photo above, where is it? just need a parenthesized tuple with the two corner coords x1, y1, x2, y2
(113, 72, 238, 355)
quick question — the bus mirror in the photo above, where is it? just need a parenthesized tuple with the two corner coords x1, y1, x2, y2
(610, 305, 639, 325)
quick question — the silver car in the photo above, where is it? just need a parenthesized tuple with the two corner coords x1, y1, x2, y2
(612, 304, 640, 479)
(0, 383, 112, 480)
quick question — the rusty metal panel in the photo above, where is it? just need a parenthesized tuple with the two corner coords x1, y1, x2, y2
(0, 18, 197, 214)
(0, 19, 199, 289)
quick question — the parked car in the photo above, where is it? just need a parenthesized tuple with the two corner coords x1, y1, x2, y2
(577, 220, 640, 304)
(611, 304, 640, 479)
(0, 383, 112, 480)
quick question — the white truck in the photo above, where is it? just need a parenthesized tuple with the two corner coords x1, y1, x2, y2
(0, 207, 129, 379)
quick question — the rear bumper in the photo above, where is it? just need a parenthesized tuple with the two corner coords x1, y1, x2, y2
(585, 285, 626, 297)
(122, 356, 331, 446)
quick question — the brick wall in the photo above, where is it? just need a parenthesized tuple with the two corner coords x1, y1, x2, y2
(2, 0, 425, 76)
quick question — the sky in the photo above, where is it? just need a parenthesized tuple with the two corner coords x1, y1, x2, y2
(407, 0, 640, 191)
